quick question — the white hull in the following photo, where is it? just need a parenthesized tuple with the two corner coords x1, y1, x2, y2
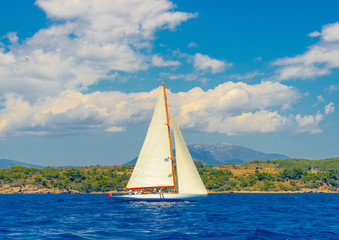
(113, 193, 207, 202)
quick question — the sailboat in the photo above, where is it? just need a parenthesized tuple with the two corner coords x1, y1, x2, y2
(114, 82, 208, 201)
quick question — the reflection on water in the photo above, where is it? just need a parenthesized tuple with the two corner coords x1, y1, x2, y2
(128, 200, 191, 209)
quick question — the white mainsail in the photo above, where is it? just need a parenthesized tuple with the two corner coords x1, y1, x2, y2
(126, 87, 174, 189)
(170, 108, 207, 194)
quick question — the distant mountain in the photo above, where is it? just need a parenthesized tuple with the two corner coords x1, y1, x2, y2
(0, 159, 44, 169)
(124, 143, 289, 166)
(188, 143, 289, 165)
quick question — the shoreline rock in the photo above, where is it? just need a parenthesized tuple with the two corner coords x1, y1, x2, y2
(0, 184, 79, 194)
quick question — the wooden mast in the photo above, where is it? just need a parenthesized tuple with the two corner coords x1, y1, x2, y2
(163, 81, 177, 193)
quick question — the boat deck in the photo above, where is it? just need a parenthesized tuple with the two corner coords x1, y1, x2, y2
(113, 193, 207, 202)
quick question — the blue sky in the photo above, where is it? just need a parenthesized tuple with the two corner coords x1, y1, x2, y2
(0, 0, 338, 166)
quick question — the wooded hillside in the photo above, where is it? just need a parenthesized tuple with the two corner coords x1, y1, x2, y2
(1, 158, 339, 193)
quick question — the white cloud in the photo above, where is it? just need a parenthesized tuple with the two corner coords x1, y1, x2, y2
(326, 84, 339, 94)
(295, 113, 323, 134)
(273, 64, 330, 81)
(0, 48, 15, 64)
(188, 42, 198, 48)
(325, 102, 335, 115)
(160, 72, 210, 82)
(308, 31, 321, 37)
(168, 81, 300, 134)
(317, 95, 324, 103)
(207, 110, 288, 135)
(6, 32, 19, 44)
(152, 55, 180, 67)
(313, 95, 324, 107)
(321, 22, 339, 42)
(0, 81, 303, 137)
(0, 81, 334, 137)
(159, 73, 186, 80)
(295, 102, 334, 134)
(0, 0, 195, 101)
(273, 22, 339, 81)
(0, 88, 161, 136)
(193, 53, 231, 73)
(105, 126, 125, 132)
(230, 71, 264, 80)
(0, 3, 335, 138)
(0, 48, 100, 101)
(36, 0, 197, 39)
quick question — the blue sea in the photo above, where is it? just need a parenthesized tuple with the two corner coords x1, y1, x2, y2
(0, 193, 339, 239)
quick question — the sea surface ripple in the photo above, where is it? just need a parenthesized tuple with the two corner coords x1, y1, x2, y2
(0, 193, 339, 239)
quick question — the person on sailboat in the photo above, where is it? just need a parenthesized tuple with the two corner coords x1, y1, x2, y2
(140, 189, 144, 195)
(129, 190, 133, 195)
(153, 188, 157, 194)
(158, 188, 164, 198)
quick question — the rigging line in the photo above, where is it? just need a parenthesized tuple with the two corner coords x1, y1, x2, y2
(162, 81, 177, 193)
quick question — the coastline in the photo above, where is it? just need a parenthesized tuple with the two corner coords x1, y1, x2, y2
(0, 184, 79, 194)
(1, 184, 338, 194)
(216, 190, 339, 193)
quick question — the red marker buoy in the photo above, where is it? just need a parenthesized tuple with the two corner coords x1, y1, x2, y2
(107, 193, 112, 197)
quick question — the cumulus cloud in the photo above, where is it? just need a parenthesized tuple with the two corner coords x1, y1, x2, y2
(295, 113, 323, 134)
(273, 22, 339, 81)
(207, 110, 288, 135)
(193, 53, 231, 73)
(0, 80, 334, 137)
(167, 81, 301, 134)
(295, 102, 335, 134)
(35, 0, 197, 39)
(325, 102, 335, 115)
(0, 1, 335, 138)
(152, 55, 180, 67)
(0, 48, 100, 101)
(0, 0, 195, 101)
(0, 88, 161, 136)
(0, 81, 302, 137)
(321, 22, 339, 42)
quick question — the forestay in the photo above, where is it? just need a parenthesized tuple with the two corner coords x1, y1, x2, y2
(126, 87, 174, 190)
(170, 108, 207, 194)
